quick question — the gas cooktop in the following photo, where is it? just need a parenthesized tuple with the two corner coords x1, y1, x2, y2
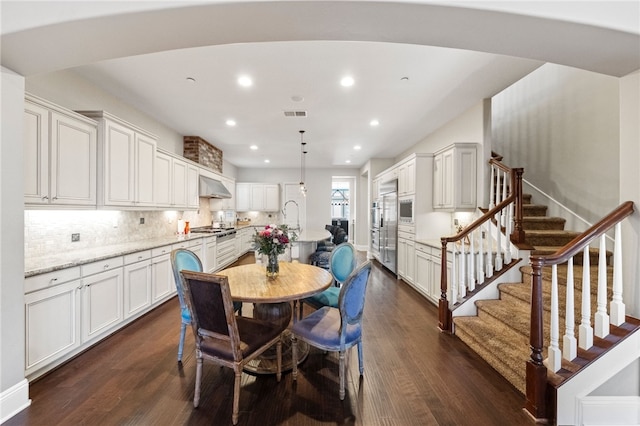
(190, 227, 236, 234)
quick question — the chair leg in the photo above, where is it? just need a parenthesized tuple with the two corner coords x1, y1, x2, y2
(194, 357, 203, 407)
(357, 340, 364, 375)
(291, 334, 298, 380)
(232, 370, 241, 425)
(339, 350, 345, 400)
(178, 323, 187, 362)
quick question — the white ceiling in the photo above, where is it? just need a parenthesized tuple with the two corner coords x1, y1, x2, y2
(2, 1, 638, 169)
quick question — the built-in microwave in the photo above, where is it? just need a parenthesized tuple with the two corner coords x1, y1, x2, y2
(399, 197, 414, 224)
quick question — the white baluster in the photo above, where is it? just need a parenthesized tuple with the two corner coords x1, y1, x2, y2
(579, 245, 594, 350)
(485, 222, 494, 278)
(501, 170, 508, 227)
(477, 228, 485, 285)
(563, 257, 577, 360)
(450, 243, 458, 306)
(459, 239, 466, 300)
(495, 213, 503, 271)
(548, 264, 561, 372)
(610, 223, 626, 325)
(468, 231, 475, 292)
(595, 235, 610, 338)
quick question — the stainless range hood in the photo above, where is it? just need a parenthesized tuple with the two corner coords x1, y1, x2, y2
(199, 176, 232, 198)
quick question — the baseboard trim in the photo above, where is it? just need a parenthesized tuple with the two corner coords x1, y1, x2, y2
(0, 378, 30, 424)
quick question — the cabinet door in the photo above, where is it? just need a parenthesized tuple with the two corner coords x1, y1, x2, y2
(24, 280, 81, 375)
(154, 151, 172, 206)
(50, 112, 97, 205)
(264, 184, 280, 211)
(236, 183, 251, 211)
(103, 119, 136, 206)
(172, 159, 188, 207)
(24, 100, 50, 204)
(135, 132, 156, 207)
(186, 164, 200, 209)
(457, 148, 477, 209)
(406, 240, 416, 284)
(205, 239, 217, 273)
(81, 268, 123, 343)
(441, 149, 454, 208)
(415, 249, 431, 299)
(433, 155, 443, 208)
(123, 260, 152, 319)
(251, 184, 265, 210)
(397, 239, 406, 278)
(151, 253, 173, 303)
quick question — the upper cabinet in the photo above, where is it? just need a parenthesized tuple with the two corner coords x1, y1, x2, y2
(397, 157, 416, 196)
(78, 111, 157, 208)
(154, 149, 200, 210)
(433, 143, 477, 211)
(24, 95, 98, 207)
(236, 183, 280, 211)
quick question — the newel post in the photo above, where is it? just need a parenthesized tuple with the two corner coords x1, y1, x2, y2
(525, 257, 548, 421)
(511, 168, 525, 244)
(438, 239, 451, 332)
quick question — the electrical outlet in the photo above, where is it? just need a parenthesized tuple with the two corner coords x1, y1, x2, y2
(71, 233, 80, 242)
(139, 217, 145, 225)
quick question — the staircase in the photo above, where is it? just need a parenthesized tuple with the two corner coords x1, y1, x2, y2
(453, 194, 640, 398)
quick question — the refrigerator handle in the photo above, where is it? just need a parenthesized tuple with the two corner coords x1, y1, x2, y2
(380, 217, 384, 228)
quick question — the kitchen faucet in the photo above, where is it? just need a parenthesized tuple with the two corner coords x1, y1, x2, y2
(283, 199, 300, 231)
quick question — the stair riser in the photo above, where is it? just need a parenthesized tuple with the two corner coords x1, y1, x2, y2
(522, 220, 566, 231)
(523, 205, 548, 217)
(526, 234, 580, 246)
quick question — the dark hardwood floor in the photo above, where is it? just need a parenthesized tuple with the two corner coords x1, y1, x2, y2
(8, 253, 531, 425)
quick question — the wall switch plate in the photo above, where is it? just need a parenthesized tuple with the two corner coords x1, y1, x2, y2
(71, 233, 80, 242)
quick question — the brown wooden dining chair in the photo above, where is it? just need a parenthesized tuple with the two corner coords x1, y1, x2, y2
(179, 270, 288, 425)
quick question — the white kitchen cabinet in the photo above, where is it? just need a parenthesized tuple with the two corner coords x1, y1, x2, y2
(123, 251, 152, 319)
(151, 245, 174, 303)
(433, 143, 477, 211)
(154, 150, 199, 209)
(154, 151, 172, 207)
(398, 157, 416, 196)
(24, 278, 82, 376)
(187, 164, 200, 209)
(24, 95, 98, 207)
(204, 236, 217, 273)
(79, 111, 157, 208)
(80, 263, 124, 344)
(236, 183, 280, 211)
(413, 243, 452, 305)
(172, 158, 188, 208)
(397, 232, 415, 284)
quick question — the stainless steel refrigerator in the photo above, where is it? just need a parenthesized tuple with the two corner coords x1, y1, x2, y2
(378, 180, 397, 274)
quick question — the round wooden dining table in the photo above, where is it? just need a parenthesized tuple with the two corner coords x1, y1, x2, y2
(217, 261, 333, 374)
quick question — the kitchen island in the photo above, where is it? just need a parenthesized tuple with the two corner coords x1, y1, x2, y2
(290, 229, 331, 264)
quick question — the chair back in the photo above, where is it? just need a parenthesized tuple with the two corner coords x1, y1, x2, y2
(180, 270, 241, 360)
(329, 242, 357, 285)
(170, 249, 203, 312)
(339, 261, 372, 329)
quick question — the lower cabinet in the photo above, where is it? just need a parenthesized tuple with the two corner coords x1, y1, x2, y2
(413, 243, 452, 305)
(81, 267, 124, 343)
(204, 236, 217, 273)
(123, 253, 152, 319)
(397, 232, 415, 284)
(151, 246, 173, 303)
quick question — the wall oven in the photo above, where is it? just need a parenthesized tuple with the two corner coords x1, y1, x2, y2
(399, 197, 414, 224)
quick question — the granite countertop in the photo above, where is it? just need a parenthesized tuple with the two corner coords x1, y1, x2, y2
(25, 234, 205, 278)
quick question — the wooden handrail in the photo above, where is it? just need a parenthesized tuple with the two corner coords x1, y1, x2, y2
(438, 159, 524, 332)
(525, 200, 635, 421)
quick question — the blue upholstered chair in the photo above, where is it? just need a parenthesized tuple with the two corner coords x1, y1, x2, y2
(299, 242, 356, 319)
(291, 261, 372, 400)
(170, 249, 241, 362)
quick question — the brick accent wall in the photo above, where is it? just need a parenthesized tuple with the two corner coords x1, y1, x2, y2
(183, 136, 223, 173)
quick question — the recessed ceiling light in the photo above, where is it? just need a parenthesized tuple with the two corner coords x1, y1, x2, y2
(340, 76, 355, 87)
(345, 159, 351, 164)
(401, 76, 409, 81)
(250, 145, 258, 150)
(354, 145, 361, 150)
(186, 77, 196, 83)
(291, 95, 304, 102)
(226, 119, 236, 126)
(238, 75, 253, 87)
(264, 159, 270, 163)
(370, 119, 380, 126)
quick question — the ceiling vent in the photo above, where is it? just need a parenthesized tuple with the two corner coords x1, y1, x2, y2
(284, 111, 307, 117)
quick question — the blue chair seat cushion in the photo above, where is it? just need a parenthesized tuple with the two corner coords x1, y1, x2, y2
(302, 287, 340, 310)
(292, 307, 361, 351)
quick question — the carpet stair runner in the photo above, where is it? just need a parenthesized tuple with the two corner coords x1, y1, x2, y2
(453, 194, 640, 395)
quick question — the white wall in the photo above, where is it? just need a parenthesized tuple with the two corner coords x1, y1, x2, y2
(1, 67, 30, 422)
(492, 63, 620, 224)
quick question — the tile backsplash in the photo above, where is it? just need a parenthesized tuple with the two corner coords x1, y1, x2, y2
(25, 199, 216, 259)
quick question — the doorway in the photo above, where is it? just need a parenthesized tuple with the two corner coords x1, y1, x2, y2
(331, 177, 356, 243)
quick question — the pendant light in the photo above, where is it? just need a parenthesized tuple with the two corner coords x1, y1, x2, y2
(299, 130, 307, 196)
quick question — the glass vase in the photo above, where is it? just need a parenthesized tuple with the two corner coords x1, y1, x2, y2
(266, 252, 279, 279)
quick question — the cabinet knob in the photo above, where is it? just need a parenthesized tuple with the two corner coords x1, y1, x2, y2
(49, 278, 58, 284)
(42, 196, 49, 201)
(103, 264, 109, 269)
